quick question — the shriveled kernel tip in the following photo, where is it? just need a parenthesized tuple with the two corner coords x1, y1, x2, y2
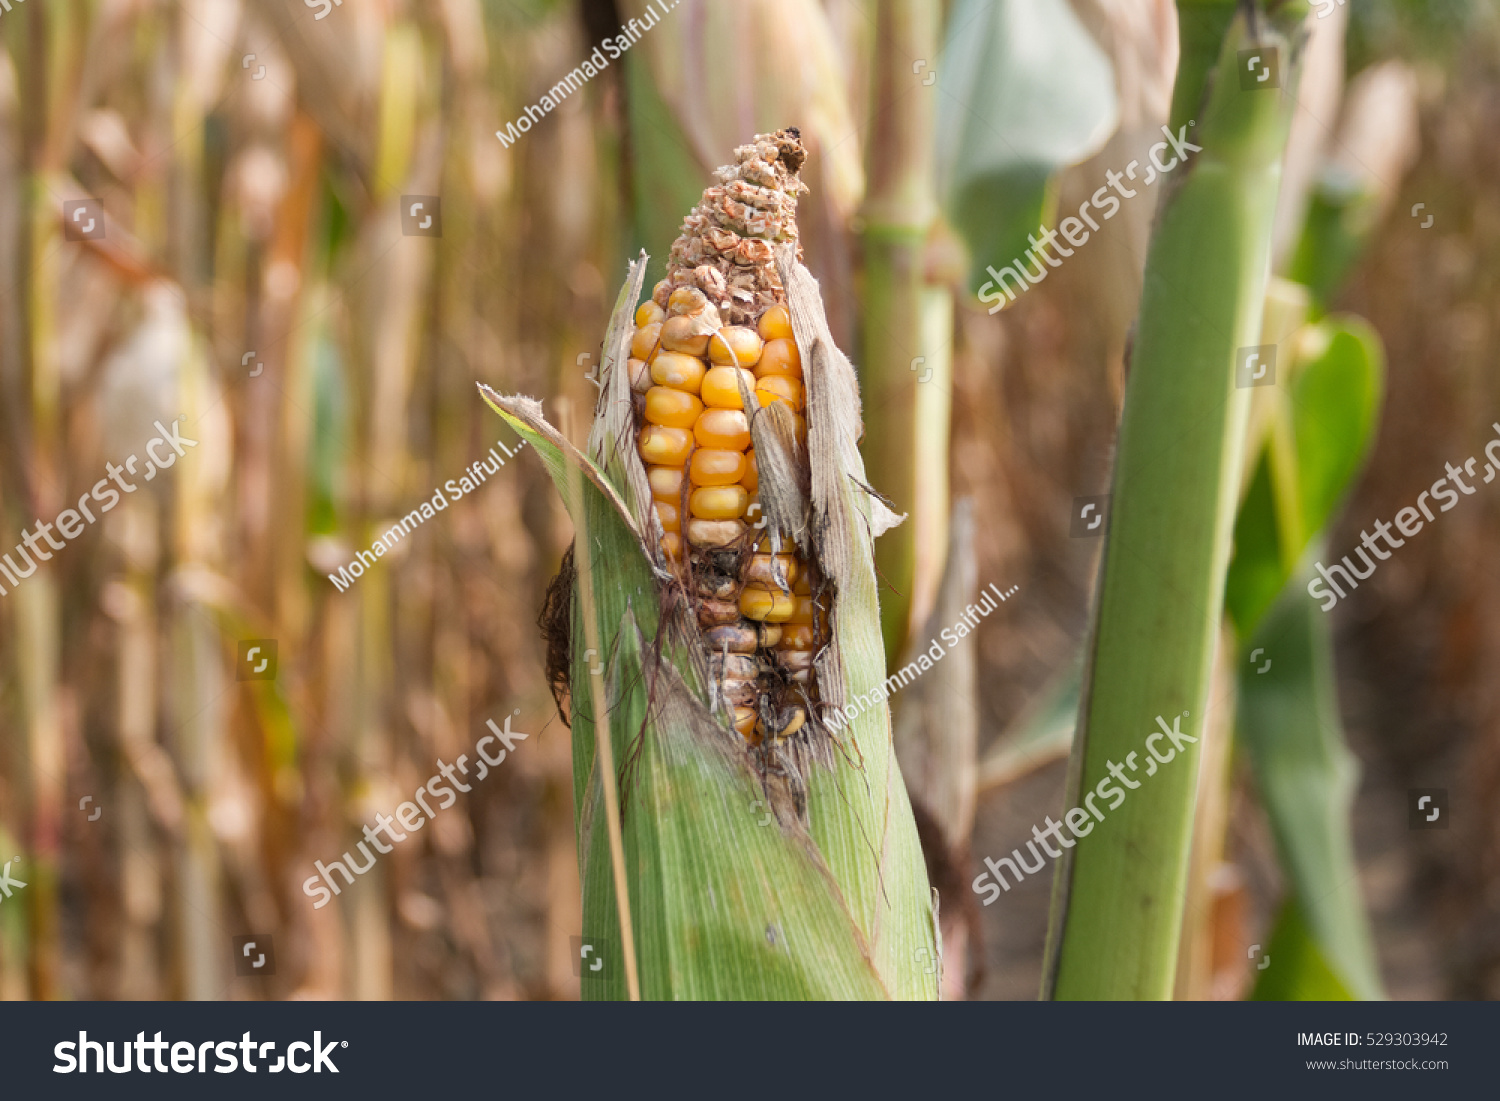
(689, 447, 747, 486)
(668, 286, 709, 316)
(644, 386, 704, 429)
(696, 597, 741, 627)
(745, 553, 797, 590)
(627, 357, 653, 394)
(649, 352, 707, 394)
(757, 305, 793, 341)
(700, 365, 757, 410)
(779, 650, 815, 674)
(660, 315, 712, 356)
(652, 279, 673, 308)
(635, 300, 666, 327)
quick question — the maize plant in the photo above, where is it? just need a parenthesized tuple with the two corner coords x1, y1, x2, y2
(481, 129, 938, 1000)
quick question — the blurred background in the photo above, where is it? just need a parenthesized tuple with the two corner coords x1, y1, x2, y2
(0, 0, 1496, 1000)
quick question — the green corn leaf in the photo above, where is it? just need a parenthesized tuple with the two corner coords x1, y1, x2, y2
(1238, 563, 1383, 1000)
(935, 0, 1117, 296)
(1249, 899, 1357, 1001)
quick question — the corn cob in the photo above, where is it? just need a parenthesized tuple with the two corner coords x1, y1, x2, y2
(630, 128, 823, 748)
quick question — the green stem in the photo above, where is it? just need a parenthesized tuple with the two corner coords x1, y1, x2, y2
(1044, 0, 1308, 1000)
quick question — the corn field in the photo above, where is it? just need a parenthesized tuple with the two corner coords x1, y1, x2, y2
(1, 0, 1498, 1004)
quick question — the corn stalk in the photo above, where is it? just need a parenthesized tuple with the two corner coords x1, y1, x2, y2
(1043, 0, 1309, 1000)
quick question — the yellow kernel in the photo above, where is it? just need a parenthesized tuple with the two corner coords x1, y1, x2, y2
(687, 518, 747, 547)
(661, 315, 711, 356)
(757, 305, 793, 341)
(791, 412, 807, 445)
(689, 448, 747, 486)
(650, 352, 707, 394)
(690, 485, 748, 521)
(661, 533, 682, 561)
(708, 326, 764, 367)
(645, 386, 703, 429)
(755, 532, 795, 553)
(758, 624, 782, 648)
(786, 595, 815, 624)
(631, 323, 663, 363)
(694, 408, 751, 450)
(755, 375, 804, 410)
(700, 366, 757, 409)
(627, 357, 653, 394)
(742, 450, 758, 494)
(668, 286, 709, 316)
(733, 706, 758, 739)
(639, 425, 693, 466)
(654, 500, 681, 533)
(778, 624, 816, 650)
(755, 337, 801, 378)
(740, 586, 797, 622)
(635, 300, 665, 327)
(647, 465, 684, 500)
(745, 553, 797, 590)
(792, 569, 810, 595)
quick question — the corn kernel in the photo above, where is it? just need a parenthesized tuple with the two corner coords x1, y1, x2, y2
(647, 465, 685, 500)
(652, 279, 673, 308)
(627, 357, 653, 394)
(690, 485, 748, 521)
(740, 586, 797, 622)
(687, 518, 747, 547)
(786, 595, 815, 624)
(689, 448, 747, 486)
(660, 533, 682, 561)
(668, 286, 709, 316)
(755, 375, 804, 410)
(792, 569, 810, 595)
(700, 366, 757, 409)
(645, 386, 704, 429)
(742, 450, 759, 494)
(733, 707, 758, 739)
(631, 322, 663, 362)
(661, 315, 711, 356)
(755, 337, 801, 378)
(778, 624, 816, 650)
(697, 598, 741, 627)
(694, 408, 751, 450)
(635, 301, 665, 327)
(706, 625, 758, 653)
(755, 532, 795, 553)
(745, 553, 797, 590)
(757, 304, 793, 341)
(708, 326, 764, 367)
(639, 425, 693, 466)
(757, 624, 782, 648)
(650, 352, 707, 394)
(779, 650, 814, 675)
(655, 500, 681, 533)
